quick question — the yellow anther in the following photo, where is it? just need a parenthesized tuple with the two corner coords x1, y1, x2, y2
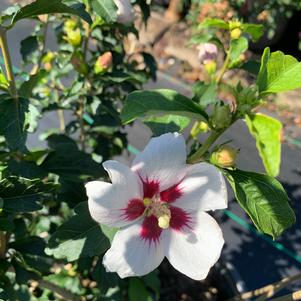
(143, 198, 152, 206)
(158, 214, 171, 229)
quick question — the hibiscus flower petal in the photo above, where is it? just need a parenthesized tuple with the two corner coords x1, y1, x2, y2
(173, 162, 227, 211)
(86, 160, 143, 227)
(164, 211, 224, 280)
(132, 133, 187, 191)
(103, 220, 165, 278)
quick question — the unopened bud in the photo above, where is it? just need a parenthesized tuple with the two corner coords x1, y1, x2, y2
(211, 145, 238, 168)
(114, 0, 134, 25)
(211, 105, 232, 129)
(231, 28, 242, 40)
(65, 28, 82, 47)
(158, 214, 170, 229)
(71, 53, 88, 75)
(190, 121, 209, 138)
(94, 52, 113, 74)
(204, 60, 217, 74)
(198, 43, 218, 65)
(64, 19, 77, 31)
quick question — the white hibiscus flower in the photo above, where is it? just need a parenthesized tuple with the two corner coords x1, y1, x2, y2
(85, 133, 227, 280)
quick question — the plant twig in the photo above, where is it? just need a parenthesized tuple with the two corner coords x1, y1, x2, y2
(187, 130, 224, 163)
(0, 232, 6, 258)
(31, 15, 49, 75)
(78, 97, 86, 151)
(216, 51, 230, 84)
(34, 279, 81, 301)
(0, 26, 18, 99)
(270, 290, 301, 301)
(227, 273, 301, 301)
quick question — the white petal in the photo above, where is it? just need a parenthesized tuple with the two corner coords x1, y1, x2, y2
(86, 160, 143, 227)
(132, 133, 187, 191)
(164, 211, 224, 280)
(174, 162, 227, 211)
(103, 221, 165, 278)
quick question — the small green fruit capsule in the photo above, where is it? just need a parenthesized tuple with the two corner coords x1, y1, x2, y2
(230, 28, 242, 40)
(211, 105, 232, 129)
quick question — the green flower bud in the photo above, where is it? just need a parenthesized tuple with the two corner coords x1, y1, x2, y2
(211, 105, 232, 129)
(230, 28, 242, 40)
(204, 60, 217, 75)
(210, 145, 238, 168)
(64, 19, 77, 31)
(71, 53, 88, 75)
(190, 121, 209, 138)
(65, 28, 82, 47)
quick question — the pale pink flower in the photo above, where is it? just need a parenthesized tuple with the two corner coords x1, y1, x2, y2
(114, 0, 135, 25)
(86, 133, 227, 280)
(198, 42, 218, 64)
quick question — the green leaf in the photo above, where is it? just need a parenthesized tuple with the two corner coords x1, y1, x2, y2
(192, 82, 217, 107)
(0, 68, 9, 91)
(245, 113, 282, 177)
(0, 94, 28, 152)
(200, 18, 229, 29)
(20, 36, 39, 62)
(121, 89, 208, 124)
(19, 70, 47, 98)
(257, 48, 301, 95)
(225, 169, 296, 239)
(47, 202, 110, 261)
(41, 134, 104, 181)
(0, 177, 57, 213)
(229, 37, 248, 62)
(128, 278, 152, 301)
(144, 115, 190, 136)
(89, 0, 118, 23)
(11, 0, 92, 25)
(242, 23, 264, 42)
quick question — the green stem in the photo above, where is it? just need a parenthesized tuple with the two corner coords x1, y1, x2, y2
(0, 232, 6, 258)
(187, 130, 223, 164)
(216, 50, 231, 84)
(0, 26, 18, 99)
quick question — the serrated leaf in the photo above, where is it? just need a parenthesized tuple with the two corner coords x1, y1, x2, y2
(0, 177, 57, 213)
(20, 36, 39, 62)
(192, 82, 217, 107)
(144, 115, 190, 136)
(89, 0, 118, 23)
(229, 37, 248, 62)
(121, 89, 208, 124)
(41, 134, 104, 181)
(11, 0, 92, 25)
(242, 23, 264, 42)
(0, 94, 28, 152)
(47, 202, 110, 261)
(225, 169, 295, 239)
(200, 18, 229, 29)
(257, 48, 301, 95)
(245, 113, 282, 177)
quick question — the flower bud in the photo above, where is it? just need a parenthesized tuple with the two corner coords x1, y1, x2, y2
(211, 105, 232, 129)
(64, 19, 77, 32)
(65, 28, 82, 47)
(42, 52, 55, 71)
(114, 0, 134, 25)
(204, 60, 217, 75)
(190, 121, 209, 138)
(210, 145, 238, 168)
(230, 28, 242, 40)
(94, 52, 113, 74)
(71, 53, 88, 75)
(198, 43, 218, 65)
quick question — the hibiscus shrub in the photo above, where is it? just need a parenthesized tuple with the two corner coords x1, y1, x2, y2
(0, 0, 300, 300)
